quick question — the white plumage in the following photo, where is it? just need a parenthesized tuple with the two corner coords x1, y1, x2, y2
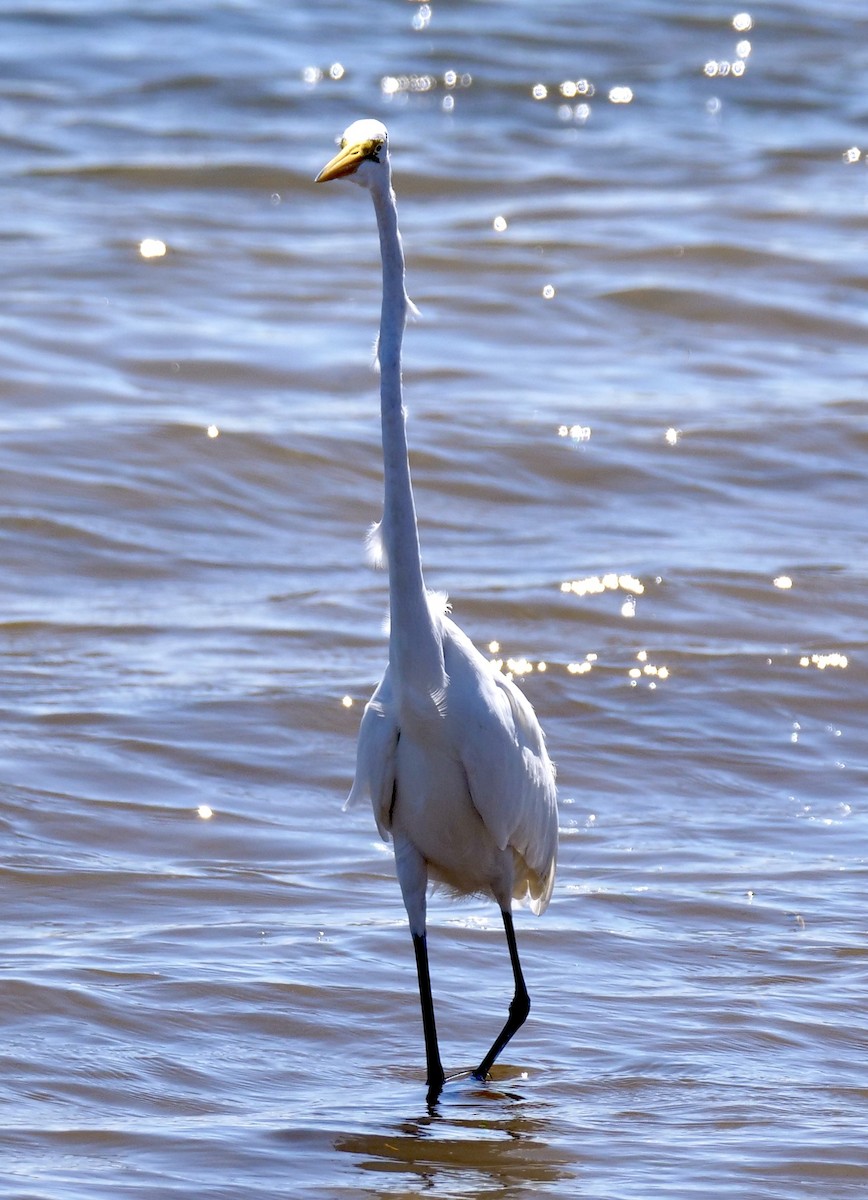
(317, 119, 557, 1104)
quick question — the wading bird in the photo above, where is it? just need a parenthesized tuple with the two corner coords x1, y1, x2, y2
(316, 120, 558, 1105)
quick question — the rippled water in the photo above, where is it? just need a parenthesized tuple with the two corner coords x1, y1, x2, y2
(2, 2, 868, 1197)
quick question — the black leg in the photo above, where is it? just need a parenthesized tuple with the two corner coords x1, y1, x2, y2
(473, 908, 530, 1082)
(412, 931, 445, 1105)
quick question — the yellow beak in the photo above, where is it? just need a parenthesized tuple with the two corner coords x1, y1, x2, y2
(316, 138, 379, 183)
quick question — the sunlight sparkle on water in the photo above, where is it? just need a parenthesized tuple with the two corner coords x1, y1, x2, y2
(559, 79, 594, 98)
(561, 572, 645, 598)
(532, 78, 600, 120)
(629, 649, 670, 688)
(206, 424, 219, 438)
(139, 238, 167, 258)
(705, 59, 746, 78)
(301, 61, 349, 88)
(341, 695, 354, 708)
(799, 652, 849, 670)
(382, 71, 471, 98)
(489, 655, 535, 681)
(773, 575, 793, 589)
(559, 424, 591, 441)
(412, 4, 431, 31)
(197, 805, 213, 820)
(733, 12, 753, 31)
(493, 215, 508, 232)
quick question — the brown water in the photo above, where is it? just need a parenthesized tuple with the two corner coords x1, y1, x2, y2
(2, 2, 868, 1197)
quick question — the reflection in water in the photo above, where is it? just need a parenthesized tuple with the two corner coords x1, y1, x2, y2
(335, 1088, 575, 1194)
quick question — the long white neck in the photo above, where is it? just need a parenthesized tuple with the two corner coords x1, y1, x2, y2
(370, 172, 444, 698)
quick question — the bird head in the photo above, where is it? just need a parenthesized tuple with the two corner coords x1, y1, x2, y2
(315, 119, 389, 188)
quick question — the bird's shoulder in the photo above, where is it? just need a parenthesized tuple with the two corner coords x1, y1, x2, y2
(440, 617, 540, 746)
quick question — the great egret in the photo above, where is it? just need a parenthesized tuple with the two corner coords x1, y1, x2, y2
(316, 119, 558, 1105)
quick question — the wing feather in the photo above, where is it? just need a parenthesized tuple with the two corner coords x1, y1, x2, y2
(345, 669, 398, 841)
(442, 618, 558, 913)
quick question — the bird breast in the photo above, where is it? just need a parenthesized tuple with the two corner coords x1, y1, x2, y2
(390, 725, 510, 898)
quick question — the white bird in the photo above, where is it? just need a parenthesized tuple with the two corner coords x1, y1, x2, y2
(316, 119, 558, 1105)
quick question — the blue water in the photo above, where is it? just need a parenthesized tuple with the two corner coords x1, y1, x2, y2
(1, 2, 867, 1197)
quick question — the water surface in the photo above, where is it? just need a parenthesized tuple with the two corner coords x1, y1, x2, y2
(2, 2, 867, 1197)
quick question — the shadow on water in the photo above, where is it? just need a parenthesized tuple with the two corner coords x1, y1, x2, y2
(333, 1073, 577, 1195)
